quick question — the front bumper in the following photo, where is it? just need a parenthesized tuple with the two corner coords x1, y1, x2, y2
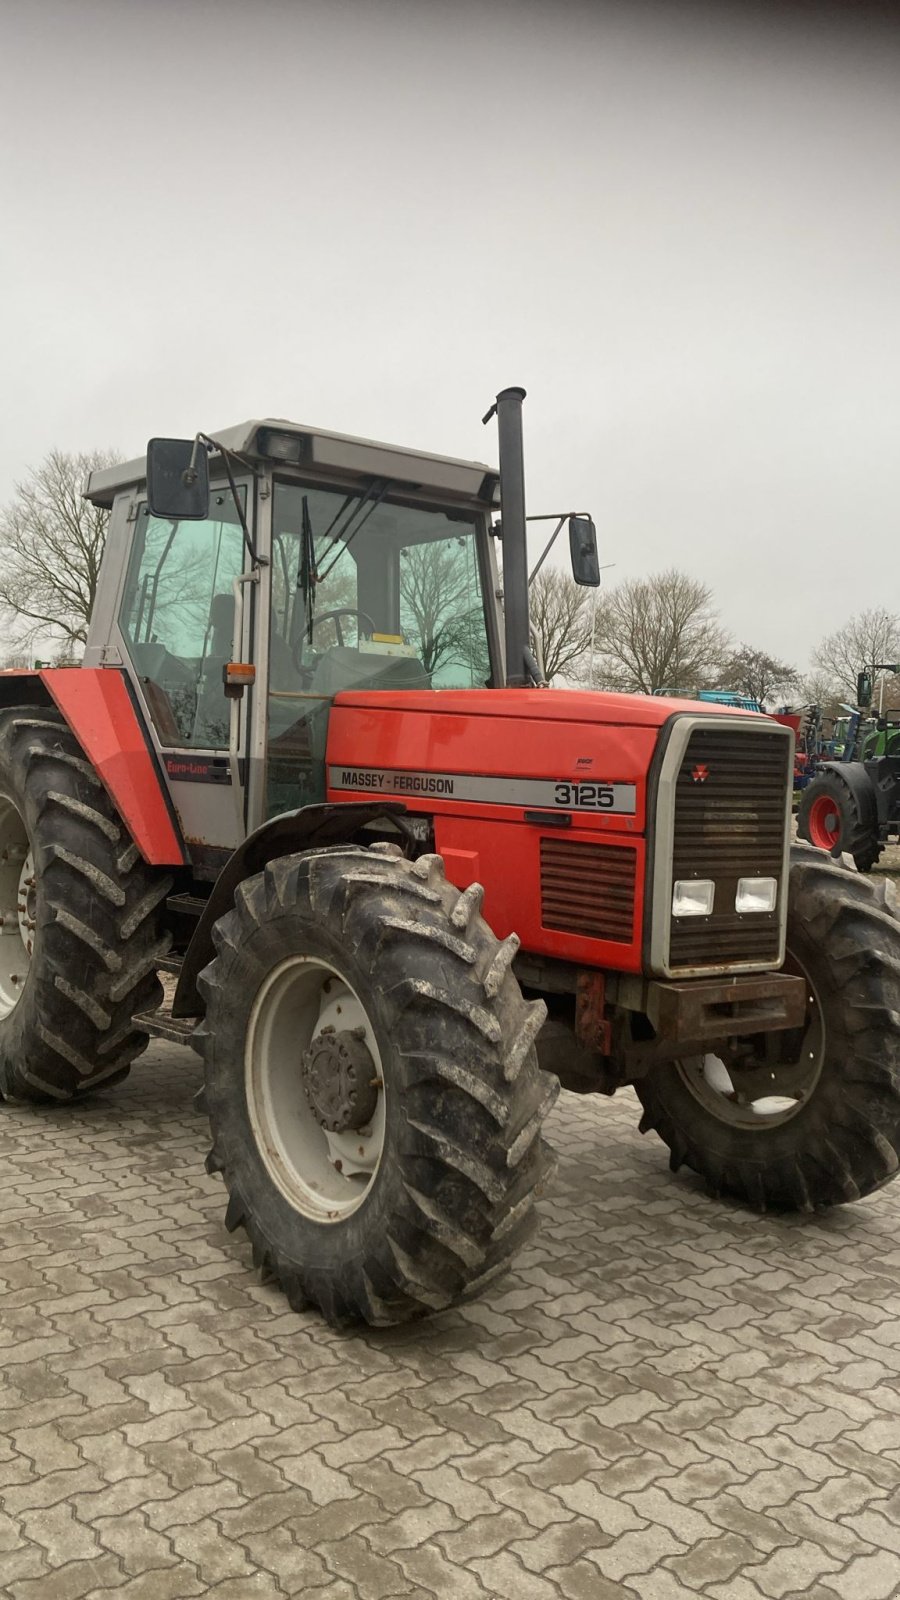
(606, 969, 808, 1072)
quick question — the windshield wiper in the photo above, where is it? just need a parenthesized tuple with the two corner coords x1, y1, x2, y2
(298, 495, 318, 642)
(317, 479, 391, 584)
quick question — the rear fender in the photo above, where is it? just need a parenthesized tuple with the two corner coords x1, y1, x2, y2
(0, 668, 185, 866)
(861, 757, 900, 829)
(173, 800, 407, 1017)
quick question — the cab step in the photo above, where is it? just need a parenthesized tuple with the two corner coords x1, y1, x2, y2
(138, 1010, 197, 1047)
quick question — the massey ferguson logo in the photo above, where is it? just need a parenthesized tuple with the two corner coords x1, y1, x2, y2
(691, 763, 710, 784)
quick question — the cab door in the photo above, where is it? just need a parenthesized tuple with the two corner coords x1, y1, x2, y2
(115, 481, 255, 865)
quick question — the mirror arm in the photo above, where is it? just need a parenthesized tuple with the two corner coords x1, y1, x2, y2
(528, 515, 567, 585)
(196, 433, 265, 567)
(526, 512, 595, 585)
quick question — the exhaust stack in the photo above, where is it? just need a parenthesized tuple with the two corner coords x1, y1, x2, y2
(485, 386, 531, 687)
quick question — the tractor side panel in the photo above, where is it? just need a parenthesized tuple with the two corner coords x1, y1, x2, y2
(40, 669, 185, 866)
(432, 812, 646, 971)
(325, 698, 655, 971)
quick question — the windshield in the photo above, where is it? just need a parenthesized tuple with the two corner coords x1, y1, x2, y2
(264, 481, 492, 819)
(271, 482, 490, 689)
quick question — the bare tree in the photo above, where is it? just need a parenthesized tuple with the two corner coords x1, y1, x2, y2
(399, 540, 488, 682)
(719, 644, 800, 707)
(796, 670, 847, 720)
(528, 568, 596, 683)
(0, 448, 120, 648)
(590, 569, 730, 694)
(812, 607, 900, 699)
(0, 646, 32, 670)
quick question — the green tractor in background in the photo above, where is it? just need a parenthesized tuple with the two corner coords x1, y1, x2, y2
(798, 665, 900, 871)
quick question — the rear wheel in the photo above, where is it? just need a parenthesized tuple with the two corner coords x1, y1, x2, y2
(197, 845, 558, 1326)
(0, 707, 172, 1101)
(797, 770, 881, 872)
(636, 843, 900, 1210)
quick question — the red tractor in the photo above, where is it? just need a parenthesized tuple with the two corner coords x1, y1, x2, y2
(1, 389, 898, 1326)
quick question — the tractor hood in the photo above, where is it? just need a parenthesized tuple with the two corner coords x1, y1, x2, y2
(333, 687, 764, 729)
(326, 686, 768, 846)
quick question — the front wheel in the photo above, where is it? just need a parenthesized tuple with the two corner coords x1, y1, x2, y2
(196, 845, 557, 1326)
(636, 843, 900, 1211)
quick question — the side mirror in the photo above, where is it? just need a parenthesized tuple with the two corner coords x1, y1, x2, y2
(146, 437, 210, 521)
(857, 669, 873, 710)
(569, 515, 600, 587)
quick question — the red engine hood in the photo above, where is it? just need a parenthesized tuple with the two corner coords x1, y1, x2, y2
(333, 686, 762, 728)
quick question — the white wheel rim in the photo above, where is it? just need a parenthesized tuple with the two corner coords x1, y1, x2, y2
(0, 797, 32, 1020)
(245, 954, 386, 1223)
(675, 955, 824, 1130)
(699, 1053, 804, 1118)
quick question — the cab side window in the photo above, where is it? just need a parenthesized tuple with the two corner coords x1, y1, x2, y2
(119, 491, 247, 748)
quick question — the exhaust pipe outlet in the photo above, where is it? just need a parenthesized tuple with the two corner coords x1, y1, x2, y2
(485, 386, 531, 687)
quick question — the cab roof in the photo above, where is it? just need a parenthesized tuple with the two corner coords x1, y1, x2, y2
(83, 417, 499, 510)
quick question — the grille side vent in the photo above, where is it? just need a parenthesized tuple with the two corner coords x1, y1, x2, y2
(540, 837, 637, 943)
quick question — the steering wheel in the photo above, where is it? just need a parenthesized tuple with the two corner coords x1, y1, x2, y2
(291, 607, 377, 670)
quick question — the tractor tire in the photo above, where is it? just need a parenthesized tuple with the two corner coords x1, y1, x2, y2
(635, 842, 900, 1211)
(797, 769, 881, 872)
(0, 707, 172, 1102)
(196, 845, 558, 1327)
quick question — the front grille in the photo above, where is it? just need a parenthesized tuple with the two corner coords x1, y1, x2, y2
(668, 726, 790, 971)
(541, 837, 637, 943)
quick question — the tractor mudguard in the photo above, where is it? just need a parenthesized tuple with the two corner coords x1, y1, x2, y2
(0, 668, 184, 866)
(172, 800, 407, 1017)
(819, 759, 879, 833)
(862, 757, 900, 828)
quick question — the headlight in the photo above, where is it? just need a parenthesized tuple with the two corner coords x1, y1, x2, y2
(735, 877, 778, 913)
(672, 879, 715, 917)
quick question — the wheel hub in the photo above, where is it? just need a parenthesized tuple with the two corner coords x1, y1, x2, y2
(17, 851, 36, 957)
(300, 1027, 379, 1133)
(808, 793, 841, 851)
(0, 799, 32, 1019)
(246, 956, 387, 1223)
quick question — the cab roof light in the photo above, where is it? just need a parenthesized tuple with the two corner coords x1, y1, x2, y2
(256, 427, 311, 465)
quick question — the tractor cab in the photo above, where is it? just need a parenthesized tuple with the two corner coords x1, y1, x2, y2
(84, 419, 509, 861)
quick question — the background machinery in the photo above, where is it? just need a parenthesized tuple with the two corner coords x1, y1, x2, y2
(1, 390, 899, 1326)
(798, 666, 900, 870)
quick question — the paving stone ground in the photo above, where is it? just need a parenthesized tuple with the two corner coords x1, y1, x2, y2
(1, 1040, 899, 1600)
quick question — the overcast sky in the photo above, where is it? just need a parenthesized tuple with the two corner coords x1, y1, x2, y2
(1, 0, 898, 668)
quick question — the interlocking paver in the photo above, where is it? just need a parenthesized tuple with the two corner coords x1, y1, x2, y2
(820, 1549, 900, 1600)
(743, 1537, 842, 1598)
(509, 1515, 613, 1570)
(584, 1522, 688, 1583)
(8, 1555, 123, 1600)
(1, 1042, 899, 1599)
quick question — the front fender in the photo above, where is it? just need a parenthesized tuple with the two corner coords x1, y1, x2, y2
(173, 800, 407, 1016)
